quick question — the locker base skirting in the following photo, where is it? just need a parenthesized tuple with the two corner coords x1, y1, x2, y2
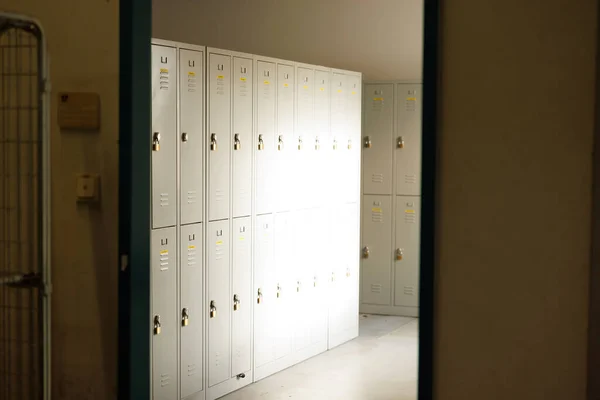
(183, 389, 205, 400)
(207, 369, 253, 400)
(328, 325, 359, 350)
(254, 340, 328, 382)
(359, 304, 419, 318)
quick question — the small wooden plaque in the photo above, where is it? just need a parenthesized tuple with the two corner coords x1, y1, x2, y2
(58, 92, 100, 130)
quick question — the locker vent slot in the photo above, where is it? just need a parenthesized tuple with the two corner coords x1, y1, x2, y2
(215, 242, 225, 260)
(370, 284, 382, 293)
(188, 75, 197, 92)
(159, 70, 170, 90)
(404, 212, 416, 224)
(215, 189, 225, 203)
(160, 192, 169, 207)
(405, 174, 417, 184)
(187, 190, 198, 204)
(406, 99, 416, 112)
(187, 364, 197, 376)
(160, 252, 170, 271)
(160, 373, 171, 387)
(371, 210, 384, 223)
(187, 246, 197, 266)
(371, 173, 384, 184)
(404, 286, 415, 296)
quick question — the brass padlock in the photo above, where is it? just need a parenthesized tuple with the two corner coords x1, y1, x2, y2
(364, 136, 371, 148)
(153, 315, 161, 335)
(233, 294, 240, 311)
(182, 308, 189, 327)
(362, 246, 370, 259)
(210, 133, 218, 151)
(397, 136, 405, 149)
(298, 137, 303, 150)
(257, 288, 262, 304)
(348, 139, 352, 150)
(234, 133, 241, 150)
(315, 137, 320, 150)
(278, 135, 284, 151)
(258, 134, 264, 150)
(210, 301, 217, 318)
(276, 284, 281, 298)
(396, 248, 404, 261)
(333, 139, 338, 150)
(152, 132, 161, 152)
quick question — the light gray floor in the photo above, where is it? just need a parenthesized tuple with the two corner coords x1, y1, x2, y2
(221, 314, 418, 400)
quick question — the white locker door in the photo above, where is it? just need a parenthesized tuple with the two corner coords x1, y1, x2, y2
(330, 73, 347, 205)
(254, 214, 275, 367)
(395, 84, 423, 196)
(180, 223, 203, 398)
(345, 75, 362, 204)
(151, 227, 177, 399)
(232, 57, 253, 218)
(180, 49, 204, 225)
(208, 220, 230, 387)
(309, 208, 328, 346)
(275, 64, 294, 212)
(327, 207, 344, 348)
(208, 52, 231, 221)
(394, 196, 421, 307)
(296, 67, 314, 210)
(360, 195, 393, 305)
(292, 210, 310, 351)
(362, 83, 393, 196)
(232, 217, 252, 376)
(342, 203, 359, 333)
(151, 45, 177, 229)
(273, 212, 294, 357)
(256, 61, 276, 215)
(314, 70, 331, 205)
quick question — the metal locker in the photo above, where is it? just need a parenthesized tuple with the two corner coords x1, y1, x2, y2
(362, 83, 393, 196)
(295, 67, 315, 210)
(360, 195, 393, 305)
(180, 223, 203, 398)
(151, 227, 177, 400)
(394, 196, 421, 307)
(151, 45, 177, 229)
(180, 49, 204, 225)
(275, 63, 295, 212)
(254, 214, 275, 368)
(255, 61, 276, 215)
(232, 57, 253, 218)
(292, 210, 310, 351)
(330, 73, 347, 204)
(308, 208, 328, 347)
(232, 217, 252, 376)
(395, 84, 422, 196)
(345, 75, 362, 204)
(273, 212, 293, 358)
(208, 52, 231, 221)
(207, 220, 230, 387)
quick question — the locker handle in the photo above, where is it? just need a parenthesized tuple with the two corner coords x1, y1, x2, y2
(182, 132, 189, 142)
(258, 134, 264, 151)
(234, 133, 241, 150)
(153, 315, 161, 335)
(364, 136, 372, 148)
(210, 133, 218, 151)
(298, 137, 303, 150)
(210, 301, 217, 318)
(297, 281, 301, 292)
(276, 284, 281, 298)
(346, 268, 351, 278)
(397, 136, 405, 149)
(278, 135, 284, 151)
(315, 137, 320, 150)
(182, 308, 190, 326)
(333, 139, 338, 150)
(362, 246, 370, 259)
(152, 132, 161, 151)
(233, 294, 240, 311)
(348, 139, 353, 150)
(396, 248, 404, 261)
(257, 288, 263, 304)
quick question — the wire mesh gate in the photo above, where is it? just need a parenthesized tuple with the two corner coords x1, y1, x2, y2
(0, 14, 50, 400)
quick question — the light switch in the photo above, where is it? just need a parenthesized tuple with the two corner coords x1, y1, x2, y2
(76, 174, 100, 202)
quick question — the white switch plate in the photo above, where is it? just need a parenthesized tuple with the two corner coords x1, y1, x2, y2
(76, 174, 100, 202)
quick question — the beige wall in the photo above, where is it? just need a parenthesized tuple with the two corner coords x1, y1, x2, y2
(3, 1, 119, 398)
(152, 0, 424, 81)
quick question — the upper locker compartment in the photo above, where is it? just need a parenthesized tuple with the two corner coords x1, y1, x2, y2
(151, 44, 177, 229)
(180, 48, 204, 225)
(345, 74, 362, 204)
(314, 70, 331, 202)
(362, 83, 394, 196)
(395, 83, 422, 196)
(208, 51, 232, 222)
(255, 59, 276, 215)
(275, 63, 294, 212)
(232, 56, 253, 218)
(330, 73, 347, 204)
(296, 66, 314, 210)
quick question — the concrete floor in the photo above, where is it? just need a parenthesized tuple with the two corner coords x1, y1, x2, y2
(221, 314, 418, 400)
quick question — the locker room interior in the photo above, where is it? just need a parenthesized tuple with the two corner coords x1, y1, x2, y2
(148, 1, 424, 399)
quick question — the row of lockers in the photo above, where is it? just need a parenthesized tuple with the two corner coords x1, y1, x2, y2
(150, 39, 362, 400)
(361, 82, 422, 196)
